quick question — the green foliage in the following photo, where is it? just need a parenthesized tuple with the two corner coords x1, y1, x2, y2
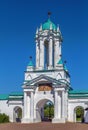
(44, 103, 54, 119)
(76, 107, 84, 122)
(0, 113, 9, 123)
(17, 108, 22, 118)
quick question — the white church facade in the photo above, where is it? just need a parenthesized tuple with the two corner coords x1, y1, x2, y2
(0, 16, 88, 123)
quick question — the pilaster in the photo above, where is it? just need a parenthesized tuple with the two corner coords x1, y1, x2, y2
(30, 90, 34, 122)
(61, 90, 65, 119)
(22, 89, 35, 123)
(24, 92, 27, 118)
(52, 89, 66, 123)
(22, 91, 31, 123)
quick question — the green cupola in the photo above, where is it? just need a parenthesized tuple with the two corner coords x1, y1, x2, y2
(27, 56, 34, 71)
(42, 18, 56, 31)
(57, 58, 63, 65)
(28, 60, 33, 66)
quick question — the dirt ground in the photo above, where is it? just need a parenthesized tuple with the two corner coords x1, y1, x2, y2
(0, 122, 88, 130)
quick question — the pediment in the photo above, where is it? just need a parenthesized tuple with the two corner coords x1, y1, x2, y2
(24, 75, 64, 89)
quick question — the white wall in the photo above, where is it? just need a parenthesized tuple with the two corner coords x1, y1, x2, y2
(0, 100, 23, 122)
(68, 98, 88, 122)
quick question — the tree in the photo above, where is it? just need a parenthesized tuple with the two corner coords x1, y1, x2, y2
(76, 107, 84, 122)
(44, 102, 54, 120)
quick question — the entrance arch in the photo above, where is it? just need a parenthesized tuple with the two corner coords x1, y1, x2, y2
(22, 75, 67, 123)
(35, 99, 54, 122)
(13, 106, 22, 122)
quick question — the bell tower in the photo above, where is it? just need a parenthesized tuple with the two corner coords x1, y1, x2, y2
(22, 14, 70, 124)
(35, 14, 63, 70)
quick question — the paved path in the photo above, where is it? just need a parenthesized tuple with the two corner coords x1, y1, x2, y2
(0, 122, 88, 130)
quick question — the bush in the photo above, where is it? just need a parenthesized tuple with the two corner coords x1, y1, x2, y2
(0, 113, 9, 123)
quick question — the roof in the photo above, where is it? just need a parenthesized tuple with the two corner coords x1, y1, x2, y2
(0, 92, 23, 100)
(64, 64, 68, 71)
(28, 61, 34, 66)
(68, 90, 88, 98)
(0, 94, 9, 100)
(42, 18, 56, 30)
(9, 92, 23, 96)
(23, 74, 70, 89)
(57, 58, 63, 65)
(69, 90, 88, 94)
(1, 89, 88, 100)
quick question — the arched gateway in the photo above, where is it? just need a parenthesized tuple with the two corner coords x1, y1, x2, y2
(22, 75, 69, 123)
(22, 15, 70, 123)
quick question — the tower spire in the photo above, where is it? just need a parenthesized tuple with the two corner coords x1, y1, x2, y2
(48, 12, 51, 19)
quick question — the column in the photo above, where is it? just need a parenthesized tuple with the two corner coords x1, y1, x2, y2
(61, 90, 65, 119)
(54, 90, 58, 118)
(30, 91, 34, 121)
(39, 39, 44, 69)
(48, 37, 53, 69)
(36, 42, 40, 69)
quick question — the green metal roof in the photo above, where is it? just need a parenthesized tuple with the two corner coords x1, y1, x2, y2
(64, 64, 68, 71)
(68, 90, 88, 99)
(0, 94, 9, 100)
(28, 61, 34, 66)
(57, 58, 63, 65)
(9, 92, 23, 96)
(69, 90, 88, 94)
(68, 95, 88, 99)
(42, 19, 56, 30)
(8, 92, 23, 100)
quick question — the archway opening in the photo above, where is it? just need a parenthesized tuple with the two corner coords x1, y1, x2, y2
(43, 101, 54, 121)
(44, 39, 54, 69)
(13, 106, 22, 122)
(75, 106, 84, 123)
(36, 99, 54, 122)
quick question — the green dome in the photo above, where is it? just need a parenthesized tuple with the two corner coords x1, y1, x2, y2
(28, 61, 33, 66)
(42, 19, 56, 30)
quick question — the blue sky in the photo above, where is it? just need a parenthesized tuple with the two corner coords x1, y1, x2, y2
(0, 0, 88, 94)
